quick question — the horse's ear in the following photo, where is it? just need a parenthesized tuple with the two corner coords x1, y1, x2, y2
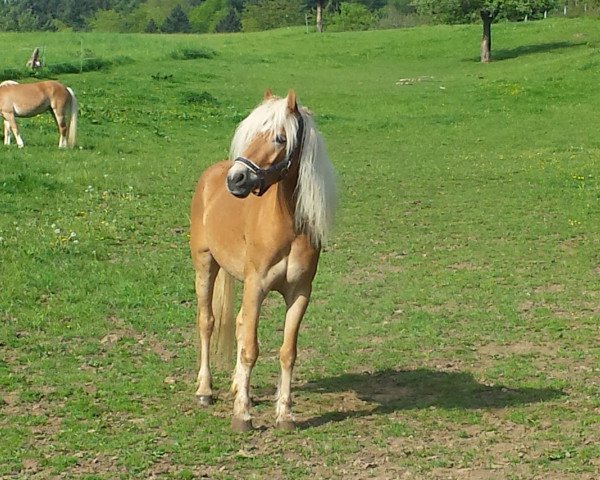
(286, 90, 298, 113)
(263, 89, 274, 101)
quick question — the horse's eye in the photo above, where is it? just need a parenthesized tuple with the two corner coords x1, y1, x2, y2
(275, 134, 286, 144)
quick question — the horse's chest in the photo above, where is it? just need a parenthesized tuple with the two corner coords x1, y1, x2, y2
(262, 242, 318, 293)
(263, 257, 303, 290)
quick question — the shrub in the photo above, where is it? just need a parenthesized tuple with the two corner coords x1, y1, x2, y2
(0, 68, 25, 82)
(328, 3, 377, 32)
(170, 47, 216, 60)
(241, 0, 304, 32)
(181, 91, 219, 106)
(46, 57, 112, 75)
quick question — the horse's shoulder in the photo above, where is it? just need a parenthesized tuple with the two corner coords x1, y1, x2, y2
(199, 160, 230, 182)
(194, 160, 229, 194)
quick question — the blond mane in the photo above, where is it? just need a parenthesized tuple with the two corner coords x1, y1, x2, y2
(230, 95, 337, 247)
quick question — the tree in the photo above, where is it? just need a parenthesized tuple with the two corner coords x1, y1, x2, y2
(145, 18, 158, 32)
(316, 0, 323, 32)
(189, 0, 227, 33)
(89, 9, 123, 32)
(161, 4, 191, 33)
(305, 0, 329, 32)
(241, 0, 304, 32)
(17, 8, 39, 31)
(215, 7, 241, 32)
(479, 3, 501, 63)
(122, 6, 152, 32)
(328, 2, 376, 31)
(63, 0, 99, 30)
(144, 0, 184, 29)
(502, 0, 559, 21)
(411, 0, 553, 62)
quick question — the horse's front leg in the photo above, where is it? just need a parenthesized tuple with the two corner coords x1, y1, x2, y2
(193, 253, 219, 406)
(3, 113, 23, 148)
(231, 278, 265, 432)
(276, 284, 312, 430)
(3, 119, 11, 145)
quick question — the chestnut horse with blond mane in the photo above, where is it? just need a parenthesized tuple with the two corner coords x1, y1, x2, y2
(190, 90, 337, 431)
(0, 80, 77, 148)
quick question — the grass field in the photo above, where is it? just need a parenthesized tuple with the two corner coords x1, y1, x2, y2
(1, 17, 599, 479)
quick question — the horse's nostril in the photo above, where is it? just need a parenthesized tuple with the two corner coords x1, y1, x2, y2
(233, 171, 246, 186)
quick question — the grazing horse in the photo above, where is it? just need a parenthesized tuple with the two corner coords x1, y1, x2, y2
(190, 90, 337, 431)
(0, 80, 77, 148)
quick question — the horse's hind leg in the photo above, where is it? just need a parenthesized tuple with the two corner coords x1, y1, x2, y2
(194, 251, 219, 405)
(275, 284, 312, 430)
(52, 109, 68, 148)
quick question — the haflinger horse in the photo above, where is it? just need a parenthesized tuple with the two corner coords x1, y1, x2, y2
(0, 80, 77, 148)
(190, 90, 337, 431)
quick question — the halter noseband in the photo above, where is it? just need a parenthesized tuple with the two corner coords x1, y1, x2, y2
(234, 113, 305, 197)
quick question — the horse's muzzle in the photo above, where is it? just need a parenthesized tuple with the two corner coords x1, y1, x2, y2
(226, 167, 258, 198)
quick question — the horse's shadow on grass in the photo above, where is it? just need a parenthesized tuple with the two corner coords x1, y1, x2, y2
(298, 368, 565, 429)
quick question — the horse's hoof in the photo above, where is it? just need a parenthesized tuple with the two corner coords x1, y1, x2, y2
(196, 395, 213, 407)
(276, 420, 296, 431)
(231, 418, 254, 432)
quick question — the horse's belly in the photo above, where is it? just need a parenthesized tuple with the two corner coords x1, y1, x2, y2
(15, 101, 49, 117)
(203, 212, 247, 281)
(211, 247, 245, 281)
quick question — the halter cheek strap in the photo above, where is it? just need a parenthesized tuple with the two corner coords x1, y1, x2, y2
(234, 113, 305, 197)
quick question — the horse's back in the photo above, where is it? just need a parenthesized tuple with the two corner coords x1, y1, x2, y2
(10, 80, 68, 99)
(0, 80, 69, 116)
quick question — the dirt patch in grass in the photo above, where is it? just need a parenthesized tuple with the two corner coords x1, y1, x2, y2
(477, 341, 558, 358)
(101, 316, 177, 362)
(343, 265, 406, 286)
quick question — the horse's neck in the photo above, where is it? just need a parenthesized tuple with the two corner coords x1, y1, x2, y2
(275, 175, 296, 219)
(274, 158, 301, 226)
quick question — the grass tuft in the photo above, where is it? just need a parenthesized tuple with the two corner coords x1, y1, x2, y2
(180, 91, 219, 106)
(169, 47, 216, 60)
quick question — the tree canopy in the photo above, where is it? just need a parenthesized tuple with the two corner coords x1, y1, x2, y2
(0, 0, 593, 33)
(411, 0, 560, 23)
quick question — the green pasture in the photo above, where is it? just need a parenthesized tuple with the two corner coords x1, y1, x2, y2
(1, 18, 599, 479)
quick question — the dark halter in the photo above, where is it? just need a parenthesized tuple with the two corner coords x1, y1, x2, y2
(234, 113, 305, 197)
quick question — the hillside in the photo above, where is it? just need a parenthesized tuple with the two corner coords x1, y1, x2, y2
(1, 19, 598, 479)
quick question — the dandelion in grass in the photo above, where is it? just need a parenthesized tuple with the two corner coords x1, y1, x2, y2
(51, 223, 79, 248)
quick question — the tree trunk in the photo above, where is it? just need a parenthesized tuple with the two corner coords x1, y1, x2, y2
(480, 11, 493, 63)
(316, 0, 323, 33)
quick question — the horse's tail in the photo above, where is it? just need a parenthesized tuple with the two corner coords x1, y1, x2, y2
(208, 269, 236, 369)
(66, 87, 78, 148)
